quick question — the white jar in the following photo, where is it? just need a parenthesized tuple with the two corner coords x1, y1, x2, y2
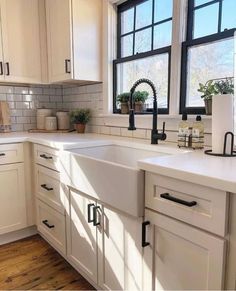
(45, 116, 57, 131)
(56, 111, 70, 130)
(37, 109, 52, 130)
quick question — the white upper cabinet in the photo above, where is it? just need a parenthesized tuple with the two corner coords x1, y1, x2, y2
(0, 0, 43, 83)
(46, 0, 102, 83)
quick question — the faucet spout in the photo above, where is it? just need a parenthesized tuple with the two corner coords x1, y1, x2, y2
(128, 78, 167, 144)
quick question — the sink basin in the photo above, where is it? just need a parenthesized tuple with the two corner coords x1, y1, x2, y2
(61, 143, 174, 217)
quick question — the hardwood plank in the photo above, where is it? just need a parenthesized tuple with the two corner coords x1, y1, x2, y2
(0, 234, 95, 290)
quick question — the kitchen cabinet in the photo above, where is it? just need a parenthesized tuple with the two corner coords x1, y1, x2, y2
(0, 163, 26, 234)
(143, 209, 226, 290)
(67, 189, 98, 284)
(46, 0, 102, 83)
(97, 204, 143, 291)
(0, 0, 43, 83)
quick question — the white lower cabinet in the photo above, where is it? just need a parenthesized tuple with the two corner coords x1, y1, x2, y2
(97, 204, 143, 291)
(143, 209, 226, 290)
(67, 189, 98, 284)
(0, 163, 26, 234)
(66, 189, 143, 290)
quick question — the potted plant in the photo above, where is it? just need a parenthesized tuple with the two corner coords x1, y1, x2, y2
(116, 92, 130, 114)
(133, 91, 149, 113)
(69, 108, 91, 133)
(214, 78, 234, 95)
(198, 80, 217, 115)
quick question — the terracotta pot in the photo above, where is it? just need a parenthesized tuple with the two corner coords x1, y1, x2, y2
(121, 103, 129, 114)
(75, 123, 86, 133)
(204, 99, 212, 115)
(135, 102, 145, 113)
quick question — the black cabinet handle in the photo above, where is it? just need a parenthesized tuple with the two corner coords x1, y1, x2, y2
(42, 220, 55, 229)
(0, 62, 3, 75)
(0, 153, 5, 156)
(5, 62, 10, 75)
(88, 203, 95, 223)
(41, 184, 53, 191)
(65, 59, 71, 74)
(160, 193, 197, 207)
(40, 154, 53, 160)
(93, 206, 101, 226)
(142, 221, 150, 248)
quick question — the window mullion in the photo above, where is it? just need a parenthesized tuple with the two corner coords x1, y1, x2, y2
(151, 0, 155, 50)
(218, 0, 223, 33)
(133, 6, 136, 55)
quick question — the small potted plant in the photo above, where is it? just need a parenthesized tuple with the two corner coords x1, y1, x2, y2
(198, 80, 217, 115)
(133, 91, 149, 113)
(214, 78, 234, 95)
(69, 108, 91, 133)
(116, 92, 130, 114)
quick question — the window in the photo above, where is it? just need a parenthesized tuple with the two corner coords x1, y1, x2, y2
(180, 0, 236, 114)
(113, 0, 173, 114)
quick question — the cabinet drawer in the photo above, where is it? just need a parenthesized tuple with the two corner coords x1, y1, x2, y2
(145, 173, 228, 236)
(0, 143, 23, 164)
(34, 144, 60, 171)
(35, 165, 66, 214)
(37, 199, 66, 255)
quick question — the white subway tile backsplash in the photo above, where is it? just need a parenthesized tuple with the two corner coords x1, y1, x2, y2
(0, 85, 13, 94)
(14, 86, 29, 95)
(7, 94, 22, 102)
(0, 94, 6, 101)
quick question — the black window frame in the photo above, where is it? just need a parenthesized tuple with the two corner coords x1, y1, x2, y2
(113, 0, 172, 115)
(180, 0, 236, 114)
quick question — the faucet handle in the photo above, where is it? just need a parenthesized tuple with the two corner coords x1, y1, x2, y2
(162, 122, 166, 133)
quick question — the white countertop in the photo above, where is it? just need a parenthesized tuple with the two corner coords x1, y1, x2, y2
(0, 132, 235, 193)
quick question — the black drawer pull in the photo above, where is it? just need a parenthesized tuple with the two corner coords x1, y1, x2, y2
(5, 62, 10, 75)
(42, 220, 55, 229)
(41, 184, 53, 191)
(93, 206, 101, 226)
(160, 193, 197, 207)
(142, 221, 150, 248)
(40, 154, 53, 160)
(88, 203, 95, 223)
(0, 153, 5, 156)
(65, 59, 71, 74)
(0, 62, 3, 75)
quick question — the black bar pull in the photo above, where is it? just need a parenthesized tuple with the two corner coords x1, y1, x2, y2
(40, 154, 53, 160)
(0, 153, 5, 156)
(42, 220, 55, 229)
(5, 62, 10, 75)
(88, 203, 95, 223)
(65, 59, 71, 74)
(0, 62, 3, 75)
(41, 184, 53, 191)
(142, 221, 150, 248)
(160, 193, 197, 207)
(93, 206, 101, 226)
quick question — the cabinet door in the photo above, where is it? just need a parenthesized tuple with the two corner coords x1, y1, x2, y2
(0, 163, 26, 234)
(98, 205, 143, 291)
(143, 209, 226, 290)
(0, 0, 42, 83)
(67, 189, 97, 283)
(46, 0, 72, 82)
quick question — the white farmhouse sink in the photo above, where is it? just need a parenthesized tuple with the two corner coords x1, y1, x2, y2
(61, 144, 175, 217)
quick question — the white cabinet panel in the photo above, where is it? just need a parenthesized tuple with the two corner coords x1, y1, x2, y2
(98, 205, 143, 291)
(144, 209, 225, 290)
(0, 0, 42, 83)
(0, 163, 26, 234)
(67, 189, 98, 283)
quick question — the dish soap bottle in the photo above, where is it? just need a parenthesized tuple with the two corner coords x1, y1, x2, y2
(178, 113, 189, 147)
(192, 115, 204, 149)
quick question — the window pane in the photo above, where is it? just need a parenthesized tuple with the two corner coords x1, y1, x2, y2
(153, 21, 172, 49)
(135, 28, 152, 54)
(135, 0, 152, 30)
(186, 38, 234, 107)
(221, 0, 236, 31)
(121, 8, 134, 34)
(193, 3, 219, 39)
(154, 0, 173, 22)
(121, 35, 133, 57)
(116, 54, 169, 109)
(194, 0, 213, 7)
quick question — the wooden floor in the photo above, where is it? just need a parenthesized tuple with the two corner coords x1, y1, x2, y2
(0, 235, 95, 290)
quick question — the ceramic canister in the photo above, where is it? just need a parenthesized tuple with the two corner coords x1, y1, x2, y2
(56, 111, 70, 130)
(36, 109, 52, 130)
(45, 116, 57, 131)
